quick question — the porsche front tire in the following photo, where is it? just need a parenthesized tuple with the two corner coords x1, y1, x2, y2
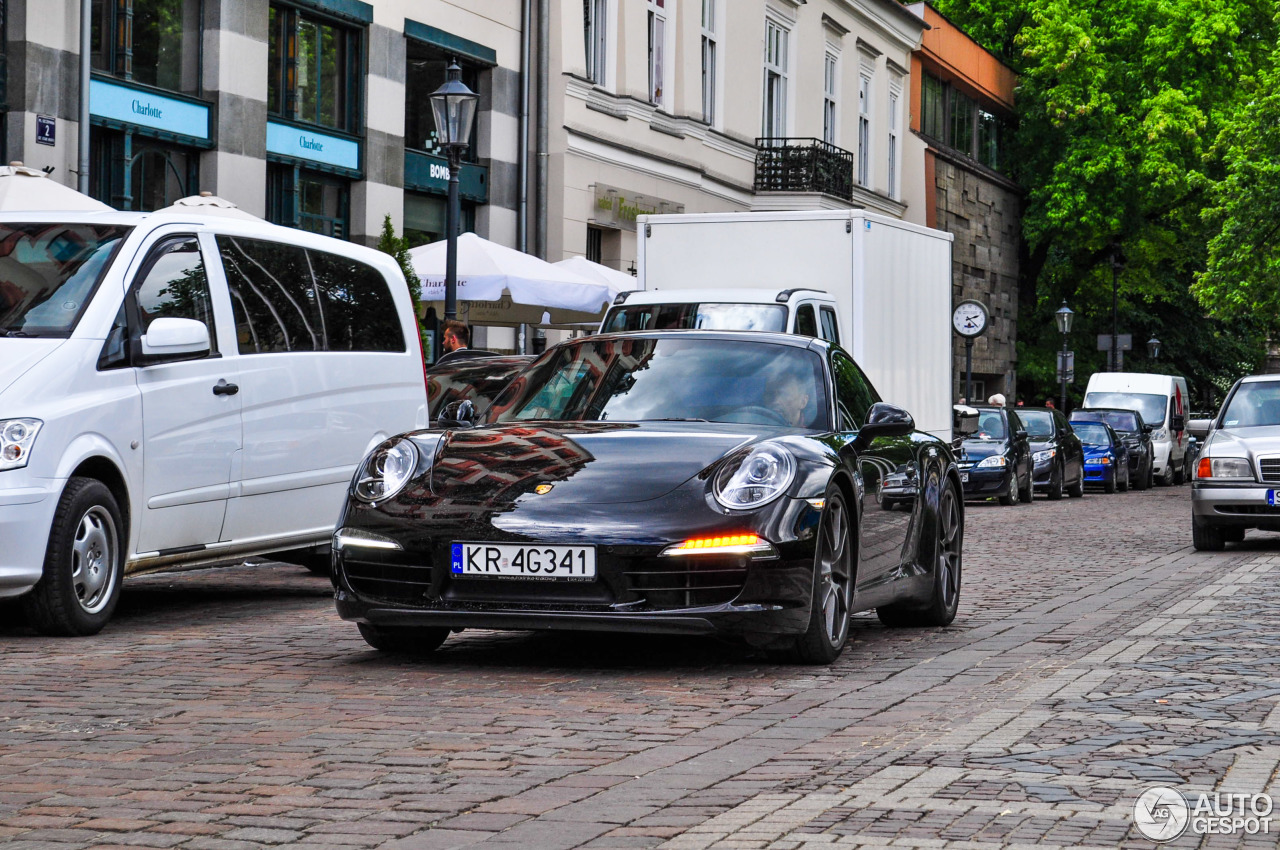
(788, 486, 854, 665)
(878, 479, 962, 628)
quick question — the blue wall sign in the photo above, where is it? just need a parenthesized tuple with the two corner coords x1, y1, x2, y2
(266, 121, 361, 172)
(89, 79, 211, 141)
(36, 116, 56, 146)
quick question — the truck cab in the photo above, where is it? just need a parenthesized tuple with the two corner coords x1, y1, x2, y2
(599, 288, 843, 345)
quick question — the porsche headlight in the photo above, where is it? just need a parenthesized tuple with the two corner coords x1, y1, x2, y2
(975, 455, 1006, 468)
(0, 418, 42, 471)
(713, 445, 796, 510)
(354, 438, 419, 503)
(1033, 449, 1057, 464)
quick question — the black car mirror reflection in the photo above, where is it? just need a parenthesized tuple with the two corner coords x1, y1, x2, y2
(437, 399, 476, 430)
(856, 402, 915, 451)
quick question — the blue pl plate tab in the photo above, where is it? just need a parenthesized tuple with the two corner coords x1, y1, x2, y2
(451, 543, 463, 573)
(1268, 491, 1279, 507)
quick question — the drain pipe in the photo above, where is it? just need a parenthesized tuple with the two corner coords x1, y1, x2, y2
(518, 0, 531, 253)
(535, 0, 548, 261)
(78, 0, 92, 193)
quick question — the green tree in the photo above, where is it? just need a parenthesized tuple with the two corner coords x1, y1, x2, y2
(935, 0, 1275, 407)
(376, 214, 423, 319)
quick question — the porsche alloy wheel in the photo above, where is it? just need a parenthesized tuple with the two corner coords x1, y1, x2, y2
(878, 479, 962, 628)
(790, 486, 854, 664)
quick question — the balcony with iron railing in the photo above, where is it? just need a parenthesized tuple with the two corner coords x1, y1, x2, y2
(755, 138, 855, 202)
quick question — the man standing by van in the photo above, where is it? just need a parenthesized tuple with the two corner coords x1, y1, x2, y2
(436, 320, 474, 366)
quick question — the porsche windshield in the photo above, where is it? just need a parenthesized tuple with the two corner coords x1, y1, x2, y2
(0, 223, 131, 337)
(490, 337, 830, 429)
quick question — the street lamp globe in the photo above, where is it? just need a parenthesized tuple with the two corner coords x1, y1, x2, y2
(1147, 336, 1161, 359)
(429, 63, 479, 151)
(1054, 301, 1074, 334)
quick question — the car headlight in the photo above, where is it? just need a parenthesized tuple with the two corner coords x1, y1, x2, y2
(354, 438, 419, 503)
(1151, 428, 1168, 441)
(975, 455, 1006, 468)
(714, 444, 796, 510)
(1033, 449, 1057, 464)
(0, 418, 42, 471)
(1198, 456, 1252, 480)
(1099, 455, 1112, 465)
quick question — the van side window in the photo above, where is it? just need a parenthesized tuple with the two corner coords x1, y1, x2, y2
(219, 236, 319, 353)
(830, 350, 880, 430)
(794, 304, 818, 337)
(132, 236, 217, 351)
(819, 306, 839, 343)
(309, 250, 405, 352)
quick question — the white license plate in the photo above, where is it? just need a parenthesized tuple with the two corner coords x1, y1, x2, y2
(451, 542, 597, 581)
(961, 472, 970, 483)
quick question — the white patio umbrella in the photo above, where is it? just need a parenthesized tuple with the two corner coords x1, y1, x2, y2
(157, 191, 263, 220)
(0, 163, 113, 212)
(409, 232, 616, 326)
(553, 255, 638, 292)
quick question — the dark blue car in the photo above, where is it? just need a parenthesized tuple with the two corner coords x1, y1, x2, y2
(1072, 420, 1131, 493)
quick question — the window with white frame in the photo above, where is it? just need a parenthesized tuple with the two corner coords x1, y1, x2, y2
(857, 71, 871, 186)
(584, 0, 608, 84)
(823, 52, 838, 145)
(702, 0, 718, 124)
(648, 0, 666, 106)
(888, 75, 902, 198)
(762, 18, 789, 139)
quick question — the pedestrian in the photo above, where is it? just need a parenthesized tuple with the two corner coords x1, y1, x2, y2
(1016, 399, 1025, 407)
(1045, 398, 1056, 409)
(987, 393, 1006, 407)
(434, 320, 474, 366)
(958, 397, 967, 405)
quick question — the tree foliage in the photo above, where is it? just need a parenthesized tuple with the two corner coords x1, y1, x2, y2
(934, 0, 1276, 407)
(376, 214, 423, 312)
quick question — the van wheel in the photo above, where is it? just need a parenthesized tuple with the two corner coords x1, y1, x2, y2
(22, 478, 125, 636)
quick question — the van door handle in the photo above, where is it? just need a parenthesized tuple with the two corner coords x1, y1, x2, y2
(212, 380, 239, 396)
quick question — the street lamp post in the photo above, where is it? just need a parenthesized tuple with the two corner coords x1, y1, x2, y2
(1110, 248, 1124, 371)
(1055, 301, 1074, 410)
(429, 62, 480, 324)
(1147, 336, 1161, 360)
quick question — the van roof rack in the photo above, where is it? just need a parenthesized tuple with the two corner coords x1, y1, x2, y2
(775, 288, 828, 303)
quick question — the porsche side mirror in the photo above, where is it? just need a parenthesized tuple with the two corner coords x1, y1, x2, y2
(855, 402, 914, 450)
(437, 399, 476, 430)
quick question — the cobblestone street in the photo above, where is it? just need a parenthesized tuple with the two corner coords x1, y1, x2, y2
(2, 484, 1278, 849)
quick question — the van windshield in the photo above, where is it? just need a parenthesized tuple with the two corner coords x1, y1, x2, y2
(1084, 392, 1166, 428)
(602, 302, 787, 333)
(0, 223, 132, 337)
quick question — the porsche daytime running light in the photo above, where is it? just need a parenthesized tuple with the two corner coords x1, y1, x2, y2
(660, 533, 779, 559)
(713, 445, 796, 510)
(1033, 449, 1057, 464)
(0, 418, 42, 471)
(333, 527, 403, 550)
(354, 438, 419, 503)
(1197, 456, 1252, 480)
(975, 455, 1006, 468)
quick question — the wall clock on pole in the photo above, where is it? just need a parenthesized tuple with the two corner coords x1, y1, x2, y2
(952, 300, 989, 338)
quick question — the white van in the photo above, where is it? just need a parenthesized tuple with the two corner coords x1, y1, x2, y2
(1083, 372, 1190, 484)
(0, 212, 427, 635)
(599, 288, 843, 343)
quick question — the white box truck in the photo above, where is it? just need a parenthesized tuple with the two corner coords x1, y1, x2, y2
(626, 210, 955, 439)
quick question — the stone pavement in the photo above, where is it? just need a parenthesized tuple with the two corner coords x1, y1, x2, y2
(2, 484, 1278, 849)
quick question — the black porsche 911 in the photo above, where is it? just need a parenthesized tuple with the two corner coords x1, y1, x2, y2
(331, 331, 964, 664)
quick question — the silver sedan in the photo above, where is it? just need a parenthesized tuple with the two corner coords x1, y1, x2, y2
(1191, 375, 1280, 550)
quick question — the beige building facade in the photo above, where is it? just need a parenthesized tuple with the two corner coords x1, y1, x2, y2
(547, 0, 929, 269)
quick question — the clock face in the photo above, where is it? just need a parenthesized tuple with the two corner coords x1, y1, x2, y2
(952, 302, 988, 337)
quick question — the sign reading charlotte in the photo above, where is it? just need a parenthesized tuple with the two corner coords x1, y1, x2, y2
(592, 183, 684, 232)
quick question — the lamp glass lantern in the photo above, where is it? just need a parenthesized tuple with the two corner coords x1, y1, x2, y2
(1054, 301, 1074, 334)
(429, 63, 479, 153)
(1147, 336, 1161, 359)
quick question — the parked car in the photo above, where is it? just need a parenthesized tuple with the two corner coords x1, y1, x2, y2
(1017, 408, 1086, 499)
(0, 213, 427, 635)
(427, 355, 534, 425)
(954, 405, 1032, 505)
(1069, 407, 1154, 490)
(1071, 421, 1131, 493)
(1084, 372, 1189, 485)
(332, 331, 965, 665)
(1191, 375, 1280, 550)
